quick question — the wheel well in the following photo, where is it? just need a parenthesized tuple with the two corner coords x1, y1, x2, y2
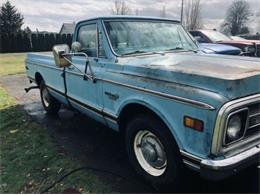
(35, 72, 43, 86)
(119, 103, 166, 133)
(118, 103, 180, 151)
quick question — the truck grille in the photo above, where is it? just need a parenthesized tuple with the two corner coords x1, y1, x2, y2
(245, 102, 260, 137)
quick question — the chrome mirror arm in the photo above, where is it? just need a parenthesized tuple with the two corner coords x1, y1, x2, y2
(62, 53, 95, 82)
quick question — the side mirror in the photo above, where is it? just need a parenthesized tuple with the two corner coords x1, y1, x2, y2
(71, 42, 82, 53)
(53, 44, 71, 68)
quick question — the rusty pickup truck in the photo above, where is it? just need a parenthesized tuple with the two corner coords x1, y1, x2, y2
(25, 16, 260, 187)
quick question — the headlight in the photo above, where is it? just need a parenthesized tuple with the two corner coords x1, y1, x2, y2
(244, 46, 256, 53)
(226, 115, 242, 140)
(224, 109, 248, 145)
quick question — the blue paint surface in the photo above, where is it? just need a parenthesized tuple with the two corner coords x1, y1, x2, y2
(26, 16, 260, 160)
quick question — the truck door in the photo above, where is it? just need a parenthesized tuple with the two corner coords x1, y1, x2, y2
(65, 21, 106, 124)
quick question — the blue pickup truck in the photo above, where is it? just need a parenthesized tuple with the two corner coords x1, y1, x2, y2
(25, 16, 260, 187)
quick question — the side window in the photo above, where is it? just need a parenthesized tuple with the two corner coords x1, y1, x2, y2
(77, 24, 97, 57)
(197, 32, 208, 43)
(190, 31, 207, 43)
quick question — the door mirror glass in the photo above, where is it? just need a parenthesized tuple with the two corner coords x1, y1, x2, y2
(53, 44, 71, 68)
(71, 42, 82, 53)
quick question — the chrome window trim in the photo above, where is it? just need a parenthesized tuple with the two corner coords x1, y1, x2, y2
(101, 20, 119, 57)
(211, 94, 260, 155)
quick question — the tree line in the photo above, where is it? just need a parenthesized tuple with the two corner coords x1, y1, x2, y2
(0, 1, 72, 53)
(0, 33, 72, 53)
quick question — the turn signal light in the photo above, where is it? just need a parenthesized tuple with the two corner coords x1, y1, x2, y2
(184, 116, 204, 132)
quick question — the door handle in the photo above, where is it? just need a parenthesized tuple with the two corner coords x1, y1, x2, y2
(105, 91, 119, 100)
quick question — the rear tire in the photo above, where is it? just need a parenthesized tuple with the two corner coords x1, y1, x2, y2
(40, 81, 61, 115)
(125, 114, 183, 188)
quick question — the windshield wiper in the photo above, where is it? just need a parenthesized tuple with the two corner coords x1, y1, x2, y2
(166, 47, 185, 51)
(165, 47, 198, 53)
(122, 50, 148, 56)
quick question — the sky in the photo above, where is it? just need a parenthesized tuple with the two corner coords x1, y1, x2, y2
(1, 0, 260, 33)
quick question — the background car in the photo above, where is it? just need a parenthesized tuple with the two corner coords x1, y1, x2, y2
(198, 43, 241, 55)
(230, 36, 248, 41)
(190, 30, 259, 57)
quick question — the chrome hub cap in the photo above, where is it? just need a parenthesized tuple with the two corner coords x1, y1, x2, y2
(134, 130, 167, 176)
(42, 87, 50, 107)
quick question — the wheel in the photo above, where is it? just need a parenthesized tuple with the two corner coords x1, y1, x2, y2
(40, 81, 61, 115)
(125, 114, 183, 188)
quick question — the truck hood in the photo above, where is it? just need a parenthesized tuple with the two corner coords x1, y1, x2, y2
(118, 52, 260, 100)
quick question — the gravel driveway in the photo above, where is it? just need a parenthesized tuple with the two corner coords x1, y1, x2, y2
(0, 74, 259, 193)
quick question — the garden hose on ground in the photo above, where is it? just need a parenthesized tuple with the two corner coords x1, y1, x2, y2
(40, 166, 155, 194)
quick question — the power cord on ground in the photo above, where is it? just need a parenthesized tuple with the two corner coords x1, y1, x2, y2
(40, 166, 155, 194)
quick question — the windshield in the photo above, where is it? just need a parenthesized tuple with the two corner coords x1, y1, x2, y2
(202, 30, 231, 42)
(104, 20, 198, 56)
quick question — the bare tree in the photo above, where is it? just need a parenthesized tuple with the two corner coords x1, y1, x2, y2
(183, 0, 203, 30)
(257, 22, 260, 34)
(134, 8, 139, 16)
(111, 0, 131, 15)
(160, 5, 166, 18)
(221, 0, 252, 35)
(255, 10, 260, 33)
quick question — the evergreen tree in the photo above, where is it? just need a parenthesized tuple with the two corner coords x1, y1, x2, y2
(66, 34, 73, 46)
(38, 34, 45, 51)
(0, 1, 24, 35)
(61, 34, 67, 45)
(31, 34, 38, 52)
(56, 34, 62, 44)
(49, 33, 56, 50)
(44, 34, 50, 51)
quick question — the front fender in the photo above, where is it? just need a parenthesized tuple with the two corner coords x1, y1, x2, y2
(117, 97, 184, 149)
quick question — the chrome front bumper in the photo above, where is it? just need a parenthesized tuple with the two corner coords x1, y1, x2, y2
(200, 144, 260, 180)
(181, 144, 260, 180)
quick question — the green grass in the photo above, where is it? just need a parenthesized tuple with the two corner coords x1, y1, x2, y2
(0, 86, 115, 193)
(0, 53, 26, 76)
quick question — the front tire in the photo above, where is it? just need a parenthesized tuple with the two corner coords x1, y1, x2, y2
(125, 114, 183, 188)
(40, 81, 61, 115)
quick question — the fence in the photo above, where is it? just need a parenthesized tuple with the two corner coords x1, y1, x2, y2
(0, 33, 73, 53)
